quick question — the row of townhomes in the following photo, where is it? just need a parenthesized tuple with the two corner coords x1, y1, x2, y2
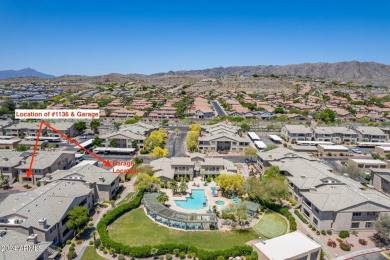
(281, 125, 389, 143)
(150, 153, 237, 180)
(0, 162, 120, 259)
(256, 147, 390, 231)
(3, 121, 80, 138)
(0, 150, 75, 184)
(198, 123, 250, 152)
(100, 122, 158, 150)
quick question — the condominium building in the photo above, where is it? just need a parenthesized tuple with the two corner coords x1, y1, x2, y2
(355, 126, 388, 142)
(313, 126, 358, 144)
(370, 169, 390, 195)
(281, 125, 313, 142)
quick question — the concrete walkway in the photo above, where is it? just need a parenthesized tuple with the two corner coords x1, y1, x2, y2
(75, 177, 136, 260)
(335, 247, 389, 260)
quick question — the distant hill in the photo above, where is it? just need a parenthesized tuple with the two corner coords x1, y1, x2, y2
(0, 68, 55, 80)
(151, 61, 390, 85)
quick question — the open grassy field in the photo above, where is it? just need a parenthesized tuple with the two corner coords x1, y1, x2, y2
(107, 208, 259, 250)
(253, 212, 288, 239)
(80, 246, 107, 260)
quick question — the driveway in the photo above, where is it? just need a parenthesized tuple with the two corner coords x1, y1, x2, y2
(211, 100, 226, 116)
(166, 128, 188, 157)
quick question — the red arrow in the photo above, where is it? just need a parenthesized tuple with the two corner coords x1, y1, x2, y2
(26, 121, 112, 178)
(26, 121, 44, 178)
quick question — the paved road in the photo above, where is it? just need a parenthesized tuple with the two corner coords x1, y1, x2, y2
(166, 128, 188, 157)
(211, 100, 226, 116)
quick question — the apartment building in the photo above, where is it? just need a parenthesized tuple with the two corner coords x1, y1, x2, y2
(4, 122, 47, 137)
(47, 121, 79, 138)
(370, 169, 390, 195)
(100, 122, 157, 150)
(0, 150, 31, 181)
(348, 158, 388, 170)
(281, 125, 313, 142)
(187, 97, 215, 119)
(17, 151, 76, 184)
(257, 148, 390, 231)
(198, 123, 249, 152)
(313, 126, 358, 144)
(374, 146, 390, 157)
(151, 154, 236, 180)
(355, 126, 388, 142)
(0, 180, 94, 246)
(41, 164, 121, 202)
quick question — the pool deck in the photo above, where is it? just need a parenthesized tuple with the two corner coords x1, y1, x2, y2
(161, 177, 233, 215)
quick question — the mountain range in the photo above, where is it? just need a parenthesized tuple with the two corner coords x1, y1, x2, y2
(1, 61, 390, 85)
(0, 68, 54, 80)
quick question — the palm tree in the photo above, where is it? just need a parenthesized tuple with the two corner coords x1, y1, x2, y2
(179, 182, 188, 194)
(157, 192, 169, 205)
(171, 181, 179, 195)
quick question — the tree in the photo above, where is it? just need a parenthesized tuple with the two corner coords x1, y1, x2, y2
(67, 206, 90, 237)
(149, 146, 168, 158)
(16, 144, 29, 152)
(341, 164, 364, 181)
(75, 121, 87, 132)
(109, 139, 118, 147)
(314, 109, 336, 123)
(90, 119, 101, 133)
(242, 146, 257, 161)
(170, 181, 179, 194)
(273, 107, 284, 114)
(189, 124, 201, 132)
(92, 136, 103, 147)
(374, 214, 390, 247)
(260, 166, 288, 204)
(134, 173, 160, 191)
(224, 202, 248, 228)
(240, 123, 250, 132)
(113, 122, 121, 131)
(151, 248, 158, 258)
(0, 173, 10, 190)
(264, 144, 278, 151)
(131, 140, 138, 149)
(174, 128, 181, 136)
(137, 165, 155, 176)
(244, 177, 262, 199)
(145, 130, 166, 150)
(179, 182, 188, 194)
(157, 192, 169, 204)
(186, 130, 200, 152)
(215, 174, 245, 195)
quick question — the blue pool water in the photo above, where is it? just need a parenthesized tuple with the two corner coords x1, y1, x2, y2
(215, 200, 225, 205)
(175, 189, 207, 210)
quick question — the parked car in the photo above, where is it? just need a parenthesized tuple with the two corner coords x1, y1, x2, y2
(352, 148, 362, 154)
(80, 136, 87, 139)
(245, 158, 251, 163)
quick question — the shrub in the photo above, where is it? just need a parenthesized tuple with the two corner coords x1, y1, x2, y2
(71, 243, 75, 247)
(336, 238, 343, 243)
(66, 240, 71, 245)
(309, 224, 312, 228)
(359, 239, 367, 245)
(140, 149, 149, 154)
(321, 230, 326, 235)
(173, 249, 180, 256)
(76, 240, 82, 245)
(311, 227, 316, 231)
(327, 230, 332, 235)
(134, 157, 143, 164)
(94, 239, 101, 248)
(118, 256, 126, 260)
(339, 231, 350, 239)
(179, 251, 186, 259)
(316, 231, 320, 235)
(89, 222, 94, 227)
(67, 251, 77, 260)
(294, 210, 308, 224)
(206, 177, 212, 182)
(166, 254, 173, 260)
(89, 240, 94, 245)
(327, 239, 336, 248)
(103, 248, 108, 254)
(217, 256, 225, 260)
(339, 242, 351, 251)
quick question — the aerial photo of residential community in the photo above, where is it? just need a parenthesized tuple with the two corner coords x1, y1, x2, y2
(1, 1, 390, 260)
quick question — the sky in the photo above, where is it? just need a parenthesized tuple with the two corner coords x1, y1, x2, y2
(0, 0, 389, 76)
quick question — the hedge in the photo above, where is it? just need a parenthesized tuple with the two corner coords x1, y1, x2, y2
(97, 191, 258, 259)
(294, 210, 308, 224)
(262, 200, 297, 231)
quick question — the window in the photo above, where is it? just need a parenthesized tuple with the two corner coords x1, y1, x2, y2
(365, 222, 373, 228)
(351, 222, 359, 229)
(2, 167, 9, 171)
(303, 209, 310, 218)
(367, 212, 376, 216)
(314, 206, 319, 214)
(313, 217, 319, 226)
(353, 212, 362, 216)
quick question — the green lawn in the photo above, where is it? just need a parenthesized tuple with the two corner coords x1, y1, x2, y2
(253, 212, 288, 239)
(108, 208, 259, 251)
(80, 246, 107, 260)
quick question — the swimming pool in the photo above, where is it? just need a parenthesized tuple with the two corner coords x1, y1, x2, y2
(174, 189, 207, 210)
(215, 200, 225, 206)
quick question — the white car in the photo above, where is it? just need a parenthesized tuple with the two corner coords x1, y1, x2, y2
(352, 148, 362, 154)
